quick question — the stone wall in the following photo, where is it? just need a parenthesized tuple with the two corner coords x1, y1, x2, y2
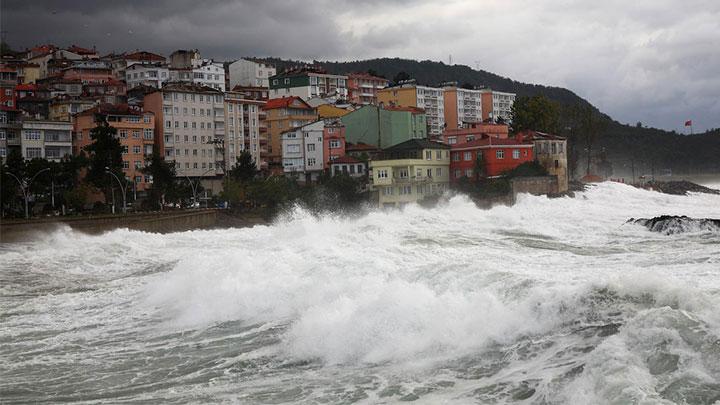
(510, 176, 559, 202)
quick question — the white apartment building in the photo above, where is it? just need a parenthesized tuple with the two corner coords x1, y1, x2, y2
(444, 86, 483, 128)
(281, 120, 324, 183)
(169, 62, 226, 91)
(224, 91, 264, 171)
(228, 59, 276, 88)
(125, 63, 170, 89)
(20, 120, 73, 161)
(416, 86, 445, 135)
(144, 83, 225, 179)
(482, 89, 516, 123)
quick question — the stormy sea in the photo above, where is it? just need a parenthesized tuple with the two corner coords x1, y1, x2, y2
(1, 182, 719, 404)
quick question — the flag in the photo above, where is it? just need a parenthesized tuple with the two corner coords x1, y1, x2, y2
(685, 120, 692, 126)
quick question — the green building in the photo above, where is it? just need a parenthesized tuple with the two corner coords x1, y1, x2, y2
(340, 105, 428, 149)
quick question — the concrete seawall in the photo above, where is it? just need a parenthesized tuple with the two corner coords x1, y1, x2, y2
(0, 209, 220, 242)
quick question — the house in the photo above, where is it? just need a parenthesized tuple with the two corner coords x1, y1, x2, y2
(347, 72, 389, 105)
(263, 96, 317, 169)
(330, 155, 366, 178)
(269, 67, 348, 100)
(228, 59, 276, 88)
(441, 123, 510, 144)
(369, 139, 450, 208)
(449, 136, 534, 181)
(281, 118, 346, 182)
(340, 105, 427, 149)
(518, 130, 569, 192)
(377, 82, 445, 135)
(125, 62, 170, 89)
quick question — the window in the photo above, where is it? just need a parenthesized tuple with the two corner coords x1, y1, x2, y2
(184, 122, 188, 128)
(425, 150, 432, 160)
(0, 147, 5, 157)
(120, 145, 128, 154)
(307, 157, 316, 166)
(463, 151, 472, 161)
(551, 143, 557, 154)
(513, 149, 520, 159)
(383, 186, 393, 196)
(122, 160, 129, 169)
(0, 130, 5, 140)
(118, 129, 127, 139)
(287, 144, 300, 153)
(144, 129, 153, 139)
(307, 144, 315, 152)
(454, 169, 461, 179)
(398, 168, 409, 178)
(133, 145, 141, 154)
(127, 116, 140, 123)
(417, 185, 424, 195)
(496, 150, 505, 159)
(377, 169, 388, 179)
(132, 130, 140, 139)
(399, 185, 412, 195)
(427, 169, 432, 178)
(555, 159, 560, 169)
(329, 139, 341, 149)
(174, 121, 179, 128)
(193, 162, 198, 168)
(466, 135, 475, 142)
(166, 120, 171, 128)
(192, 135, 197, 143)
(134, 160, 142, 169)
(465, 169, 473, 178)
(193, 149, 198, 156)
(143, 115, 151, 123)
(448, 137, 457, 145)
(436, 167, 442, 176)
(436, 150, 442, 159)
(24, 130, 41, 140)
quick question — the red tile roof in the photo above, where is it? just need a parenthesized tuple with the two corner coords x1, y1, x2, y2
(124, 51, 165, 62)
(331, 155, 361, 164)
(67, 45, 96, 55)
(15, 84, 39, 91)
(451, 137, 532, 150)
(263, 96, 312, 110)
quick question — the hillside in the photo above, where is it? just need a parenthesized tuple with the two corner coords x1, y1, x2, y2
(260, 57, 720, 176)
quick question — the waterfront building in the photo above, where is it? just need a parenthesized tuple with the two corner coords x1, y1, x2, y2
(224, 91, 266, 170)
(443, 85, 483, 130)
(519, 130, 569, 192)
(73, 104, 155, 191)
(330, 155, 367, 178)
(142, 83, 225, 182)
(377, 82, 445, 136)
(340, 105, 427, 149)
(369, 139, 450, 208)
(347, 72, 389, 105)
(281, 118, 346, 182)
(228, 59, 276, 88)
(449, 136, 534, 181)
(0, 107, 23, 161)
(269, 68, 348, 100)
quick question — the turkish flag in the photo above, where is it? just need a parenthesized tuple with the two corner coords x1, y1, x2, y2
(685, 120, 692, 126)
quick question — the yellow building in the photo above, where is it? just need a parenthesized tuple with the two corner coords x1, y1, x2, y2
(377, 83, 445, 136)
(263, 96, 317, 170)
(49, 98, 97, 121)
(317, 104, 351, 119)
(369, 139, 450, 208)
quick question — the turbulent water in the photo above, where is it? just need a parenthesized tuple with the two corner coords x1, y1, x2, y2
(2, 182, 720, 404)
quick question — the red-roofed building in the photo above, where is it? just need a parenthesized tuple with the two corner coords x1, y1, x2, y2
(346, 142, 381, 161)
(347, 72, 389, 105)
(263, 96, 317, 167)
(442, 123, 510, 145)
(66, 45, 99, 58)
(449, 135, 534, 180)
(330, 155, 367, 177)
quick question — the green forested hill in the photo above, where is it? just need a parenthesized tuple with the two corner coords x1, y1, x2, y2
(260, 57, 720, 176)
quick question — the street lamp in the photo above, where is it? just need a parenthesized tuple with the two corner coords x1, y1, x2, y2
(178, 168, 216, 208)
(105, 166, 127, 214)
(4, 167, 51, 219)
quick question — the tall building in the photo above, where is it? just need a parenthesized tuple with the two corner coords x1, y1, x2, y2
(224, 91, 266, 171)
(143, 83, 225, 180)
(369, 139, 450, 208)
(377, 83, 445, 136)
(263, 96, 317, 169)
(340, 105, 427, 149)
(269, 68, 348, 100)
(443, 85, 483, 130)
(228, 59, 276, 88)
(73, 104, 155, 190)
(480, 89, 516, 123)
(0, 107, 23, 161)
(346, 73, 389, 105)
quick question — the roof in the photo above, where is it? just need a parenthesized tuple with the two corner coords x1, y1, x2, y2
(384, 105, 425, 114)
(451, 137, 533, 150)
(444, 124, 509, 136)
(67, 45, 96, 55)
(518, 129, 567, 141)
(15, 84, 40, 91)
(159, 82, 222, 94)
(346, 142, 380, 152)
(385, 138, 450, 151)
(76, 103, 148, 117)
(331, 155, 361, 164)
(0, 105, 20, 112)
(263, 96, 312, 110)
(124, 51, 165, 62)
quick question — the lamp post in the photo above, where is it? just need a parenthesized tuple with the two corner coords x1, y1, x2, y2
(179, 168, 216, 208)
(105, 167, 127, 214)
(4, 168, 50, 219)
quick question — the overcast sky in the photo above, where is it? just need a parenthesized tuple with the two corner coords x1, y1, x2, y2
(3, 0, 719, 132)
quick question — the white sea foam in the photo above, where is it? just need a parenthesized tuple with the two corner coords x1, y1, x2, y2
(1, 182, 719, 403)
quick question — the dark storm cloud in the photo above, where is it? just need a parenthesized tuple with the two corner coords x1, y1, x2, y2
(3, 0, 719, 131)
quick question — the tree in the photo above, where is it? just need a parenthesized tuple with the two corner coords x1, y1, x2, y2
(142, 149, 177, 209)
(367, 69, 384, 78)
(576, 104, 607, 176)
(84, 116, 123, 205)
(510, 95, 560, 134)
(392, 71, 411, 84)
(228, 151, 258, 182)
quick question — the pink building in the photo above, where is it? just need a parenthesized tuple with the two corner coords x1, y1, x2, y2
(323, 119, 346, 168)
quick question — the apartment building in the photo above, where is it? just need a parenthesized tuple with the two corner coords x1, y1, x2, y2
(377, 83, 445, 136)
(281, 121, 325, 183)
(519, 130, 569, 192)
(73, 104, 155, 190)
(0, 107, 23, 161)
(224, 91, 266, 170)
(125, 63, 170, 89)
(228, 59, 276, 88)
(143, 83, 225, 179)
(441, 123, 510, 145)
(269, 68, 348, 100)
(263, 96, 317, 168)
(480, 89, 516, 123)
(369, 139, 450, 208)
(347, 72, 389, 105)
(20, 119, 73, 161)
(443, 86, 483, 130)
